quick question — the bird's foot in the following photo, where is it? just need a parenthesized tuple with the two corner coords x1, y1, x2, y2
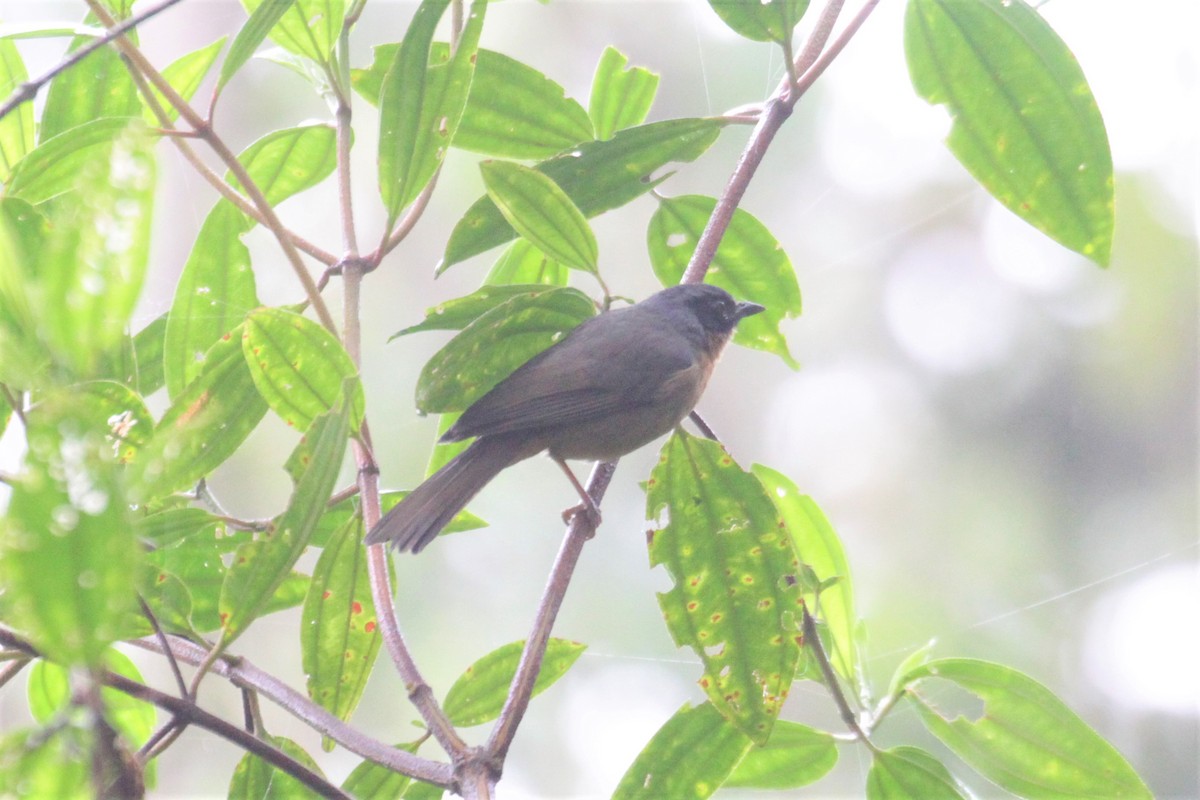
(562, 501, 602, 532)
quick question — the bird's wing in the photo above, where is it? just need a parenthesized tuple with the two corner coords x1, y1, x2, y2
(444, 312, 696, 440)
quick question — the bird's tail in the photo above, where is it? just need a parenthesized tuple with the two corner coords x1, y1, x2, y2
(364, 435, 534, 553)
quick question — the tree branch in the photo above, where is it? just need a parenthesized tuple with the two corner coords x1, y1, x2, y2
(0, 0, 186, 124)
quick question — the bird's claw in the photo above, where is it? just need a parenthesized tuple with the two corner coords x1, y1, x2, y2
(562, 502, 602, 530)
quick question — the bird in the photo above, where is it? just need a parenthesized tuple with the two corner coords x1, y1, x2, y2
(364, 282, 765, 553)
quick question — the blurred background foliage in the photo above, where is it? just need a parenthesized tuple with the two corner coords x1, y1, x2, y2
(0, 0, 1195, 796)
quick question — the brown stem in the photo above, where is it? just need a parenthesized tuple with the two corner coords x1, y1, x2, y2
(801, 605, 875, 749)
(487, 461, 615, 761)
(122, 632, 454, 785)
(103, 672, 353, 799)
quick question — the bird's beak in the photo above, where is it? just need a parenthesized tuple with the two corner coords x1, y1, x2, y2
(735, 301, 765, 320)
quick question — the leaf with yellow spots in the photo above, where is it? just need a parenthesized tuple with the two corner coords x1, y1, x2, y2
(646, 430, 803, 745)
(243, 306, 365, 433)
(301, 513, 382, 748)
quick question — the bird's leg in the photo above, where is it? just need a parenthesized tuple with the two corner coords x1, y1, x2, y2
(553, 456, 602, 531)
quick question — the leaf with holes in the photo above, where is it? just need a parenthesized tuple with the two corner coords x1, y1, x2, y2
(902, 658, 1151, 798)
(589, 46, 659, 140)
(646, 431, 803, 744)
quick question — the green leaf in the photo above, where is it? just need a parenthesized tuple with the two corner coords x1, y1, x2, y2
(444, 639, 585, 727)
(723, 721, 837, 789)
(242, 0, 342, 64)
(28, 651, 157, 749)
(356, 44, 593, 160)
(903, 658, 1152, 799)
(376, 0, 446, 219)
(163, 203, 257, 397)
(905, 0, 1113, 266)
(301, 514, 381, 737)
(614, 702, 751, 800)
(415, 287, 596, 413)
(0, 39, 35, 181)
(229, 735, 325, 799)
(144, 37, 227, 124)
(0, 198, 46, 385)
(378, 0, 485, 221)
(342, 744, 418, 799)
(480, 160, 599, 273)
(484, 239, 569, 287)
(34, 122, 156, 378)
(243, 307, 365, 432)
(40, 29, 140, 141)
(164, 124, 334, 397)
(129, 326, 269, 502)
(646, 431, 803, 744)
(441, 117, 723, 271)
(0, 23, 105, 40)
(706, 0, 809, 44)
(390, 284, 560, 338)
(867, 747, 966, 800)
(227, 123, 338, 205)
(145, 518, 241, 634)
(130, 312, 167, 395)
(136, 506, 221, 548)
(4, 117, 135, 205)
(0, 729, 88, 798)
(219, 401, 350, 643)
(220, 0, 296, 91)
(31, 381, 153, 464)
(648, 194, 801, 368)
(751, 467, 858, 687)
(589, 47, 659, 140)
(0, 409, 139, 667)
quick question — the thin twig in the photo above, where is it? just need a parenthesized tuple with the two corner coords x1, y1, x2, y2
(137, 596, 187, 698)
(104, 672, 353, 799)
(801, 605, 876, 749)
(123, 632, 454, 785)
(488, 461, 614, 761)
(0, 657, 31, 690)
(0, 0, 186, 124)
(793, 0, 881, 100)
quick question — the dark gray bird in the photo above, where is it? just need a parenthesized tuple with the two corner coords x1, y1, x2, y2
(365, 282, 764, 552)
